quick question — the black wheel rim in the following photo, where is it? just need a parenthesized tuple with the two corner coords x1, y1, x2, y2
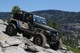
(7, 26, 13, 34)
(35, 37, 41, 45)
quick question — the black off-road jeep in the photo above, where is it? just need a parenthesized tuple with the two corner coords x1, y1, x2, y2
(6, 11, 61, 50)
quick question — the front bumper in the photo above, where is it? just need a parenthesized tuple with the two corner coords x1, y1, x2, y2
(51, 35, 59, 41)
(48, 35, 60, 45)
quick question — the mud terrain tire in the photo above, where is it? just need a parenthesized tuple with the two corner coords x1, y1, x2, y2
(50, 40, 62, 50)
(33, 33, 46, 47)
(6, 23, 17, 36)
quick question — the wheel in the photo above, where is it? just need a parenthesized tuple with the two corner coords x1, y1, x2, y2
(50, 39, 62, 50)
(6, 23, 17, 36)
(33, 33, 46, 47)
(23, 33, 32, 39)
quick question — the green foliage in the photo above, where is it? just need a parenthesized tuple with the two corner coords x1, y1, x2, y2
(46, 18, 53, 27)
(66, 47, 80, 53)
(10, 6, 21, 14)
(52, 21, 59, 30)
(61, 34, 78, 48)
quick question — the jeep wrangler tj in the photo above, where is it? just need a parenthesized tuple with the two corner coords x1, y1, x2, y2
(6, 11, 61, 50)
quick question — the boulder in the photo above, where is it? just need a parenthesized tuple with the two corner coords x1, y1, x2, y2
(20, 37, 34, 46)
(36, 51, 48, 53)
(12, 36, 34, 46)
(45, 49, 62, 53)
(27, 45, 45, 52)
(0, 47, 3, 53)
(0, 35, 22, 47)
(6, 37, 22, 46)
(0, 40, 10, 47)
(0, 35, 10, 47)
(18, 43, 27, 49)
(4, 46, 27, 53)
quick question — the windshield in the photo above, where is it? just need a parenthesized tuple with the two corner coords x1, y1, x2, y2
(33, 15, 47, 25)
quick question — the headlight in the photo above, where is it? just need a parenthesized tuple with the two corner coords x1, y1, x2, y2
(53, 34, 56, 36)
(45, 31, 50, 36)
(46, 31, 50, 33)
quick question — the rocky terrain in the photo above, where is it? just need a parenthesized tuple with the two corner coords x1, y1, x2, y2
(60, 23, 80, 36)
(0, 19, 74, 53)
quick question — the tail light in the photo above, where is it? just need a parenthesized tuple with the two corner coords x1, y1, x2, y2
(56, 36, 59, 40)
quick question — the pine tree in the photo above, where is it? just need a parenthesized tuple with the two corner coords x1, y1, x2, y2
(53, 21, 59, 30)
(10, 6, 21, 14)
(46, 18, 53, 27)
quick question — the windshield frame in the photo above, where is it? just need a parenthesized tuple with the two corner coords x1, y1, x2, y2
(33, 15, 47, 25)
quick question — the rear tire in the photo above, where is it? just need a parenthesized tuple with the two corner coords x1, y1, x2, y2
(6, 23, 17, 36)
(33, 33, 46, 47)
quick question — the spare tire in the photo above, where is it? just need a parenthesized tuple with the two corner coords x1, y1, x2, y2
(6, 23, 17, 36)
(33, 33, 46, 47)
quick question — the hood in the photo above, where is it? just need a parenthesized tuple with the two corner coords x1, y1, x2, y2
(34, 23, 58, 32)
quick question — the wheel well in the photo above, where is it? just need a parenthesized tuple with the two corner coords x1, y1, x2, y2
(9, 20, 22, 33)
(35, 28, 44, 33)
(10, 20, 17, 26)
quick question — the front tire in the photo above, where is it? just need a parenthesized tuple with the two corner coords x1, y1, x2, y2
(50, 39, 62, 50)
(33, 33, 46, 47)
(6, 23, 17, 36)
